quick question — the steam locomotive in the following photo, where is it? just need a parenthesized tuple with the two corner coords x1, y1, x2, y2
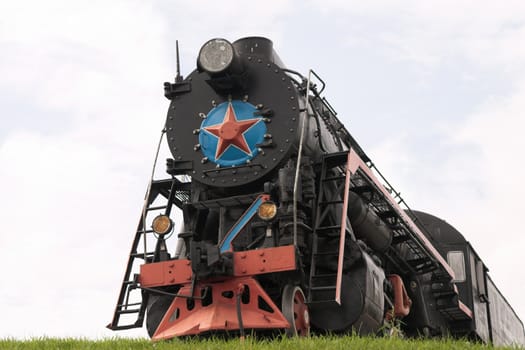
(108, 37, 525, 346)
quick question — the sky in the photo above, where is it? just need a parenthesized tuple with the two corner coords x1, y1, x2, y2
(1, 0, 525, 339)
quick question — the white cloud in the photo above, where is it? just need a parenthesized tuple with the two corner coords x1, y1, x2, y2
(366, 68, 525, 328)
(309, 0, 525, 73)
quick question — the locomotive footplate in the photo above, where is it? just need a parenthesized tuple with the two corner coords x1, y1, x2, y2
(139, 245, 297, 289)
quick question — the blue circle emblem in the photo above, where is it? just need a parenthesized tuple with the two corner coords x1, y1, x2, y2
(199, 100, 266, 167)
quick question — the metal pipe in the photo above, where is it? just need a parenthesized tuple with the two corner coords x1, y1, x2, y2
(293, 70, 312, 246)
(141, 128, 166, 259)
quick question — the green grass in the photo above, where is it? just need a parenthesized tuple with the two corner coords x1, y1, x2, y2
(0, 335, 521, 350)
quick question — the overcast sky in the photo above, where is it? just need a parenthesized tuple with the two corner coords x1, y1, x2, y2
(1, 0, 525, 339)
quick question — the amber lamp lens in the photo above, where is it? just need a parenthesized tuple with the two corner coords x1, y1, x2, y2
(152, 215, 173, 235)
(258, 201, 277, 221)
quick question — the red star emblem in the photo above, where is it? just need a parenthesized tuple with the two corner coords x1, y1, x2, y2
(203, 102, 260, 160)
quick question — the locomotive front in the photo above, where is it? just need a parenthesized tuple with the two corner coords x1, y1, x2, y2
(134, 37, 330, 338)
(165, 37, 322, 188)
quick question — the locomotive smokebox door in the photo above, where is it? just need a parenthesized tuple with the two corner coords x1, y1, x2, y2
(165, 37, 302, 188)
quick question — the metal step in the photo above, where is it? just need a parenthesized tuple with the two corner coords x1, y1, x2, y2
(314, 251, 339, 257)
(315, 225, 342, 234)
(190, 193, 261, 210)
(146, 205, 167, 211)
(319, 200, 344, 206)
(323, 175, 346, 182)
(130, 252, 155, 259)
(310, 285, 337, 291)
(116, 308, 141, 315)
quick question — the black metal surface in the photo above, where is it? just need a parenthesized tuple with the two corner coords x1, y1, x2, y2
(165, 54, 301, 188)
(410, 210, 468, 247)
(309, 252, 385, 333)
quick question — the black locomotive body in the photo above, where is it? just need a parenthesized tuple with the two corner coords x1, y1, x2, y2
(108, 37, 525, 346)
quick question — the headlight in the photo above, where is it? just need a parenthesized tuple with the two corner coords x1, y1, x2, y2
(151, 215, 173, 235)
(257, 201, 277, 221)
(198, 38, 234, 74)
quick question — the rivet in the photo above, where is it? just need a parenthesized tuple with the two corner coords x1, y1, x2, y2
(233, 178, 237, 182)
(247, 56, 252, 61)
(267, 63, 271, 67)
(198, 113, 207, 119)
(272, 158, 276, 162)
(173, 146, 177, 150)
(242, 268, 247, 273)
(171, 106, 175, 110)
(280, 149, 284, 153)
(178, 156, 182, 160)
(292, 107, 296, 110)
(201, 157, 208, 164)
(274, 69, 279, 73)
(168, 127, 173, 131)
(282, 77, 286, 81)
(258, 58, 262, 63)
(246, 159, 251, 164)
(285, 139, 289, 143)
(256, 104, 264, 110)
(193, 144, 201, 151)
(169, 116, 174, 120)
(254, 172, 258, 176)
(243, 95, 249, 102)
(212, 100, 217, 107)
(192, 129, 200, 135)
(170, 278, 175, 283)
(260, 267, 265, 272)
(259, 252, 264, 257)
(264, 133, 272, 139)
(170, 137, 174, 141)
(289, 128, 294, 132)
(287, 86, 291, 90)
(232, 170, 237, 174)
(241, 254, 247, 259)
(290, 96, 295, 100)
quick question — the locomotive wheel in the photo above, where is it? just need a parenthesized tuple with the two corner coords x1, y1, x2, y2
(281, 285, 310, 337)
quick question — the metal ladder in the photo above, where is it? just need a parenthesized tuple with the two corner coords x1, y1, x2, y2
(308, 151, 352, 305)
(107, 178, 189, 330)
